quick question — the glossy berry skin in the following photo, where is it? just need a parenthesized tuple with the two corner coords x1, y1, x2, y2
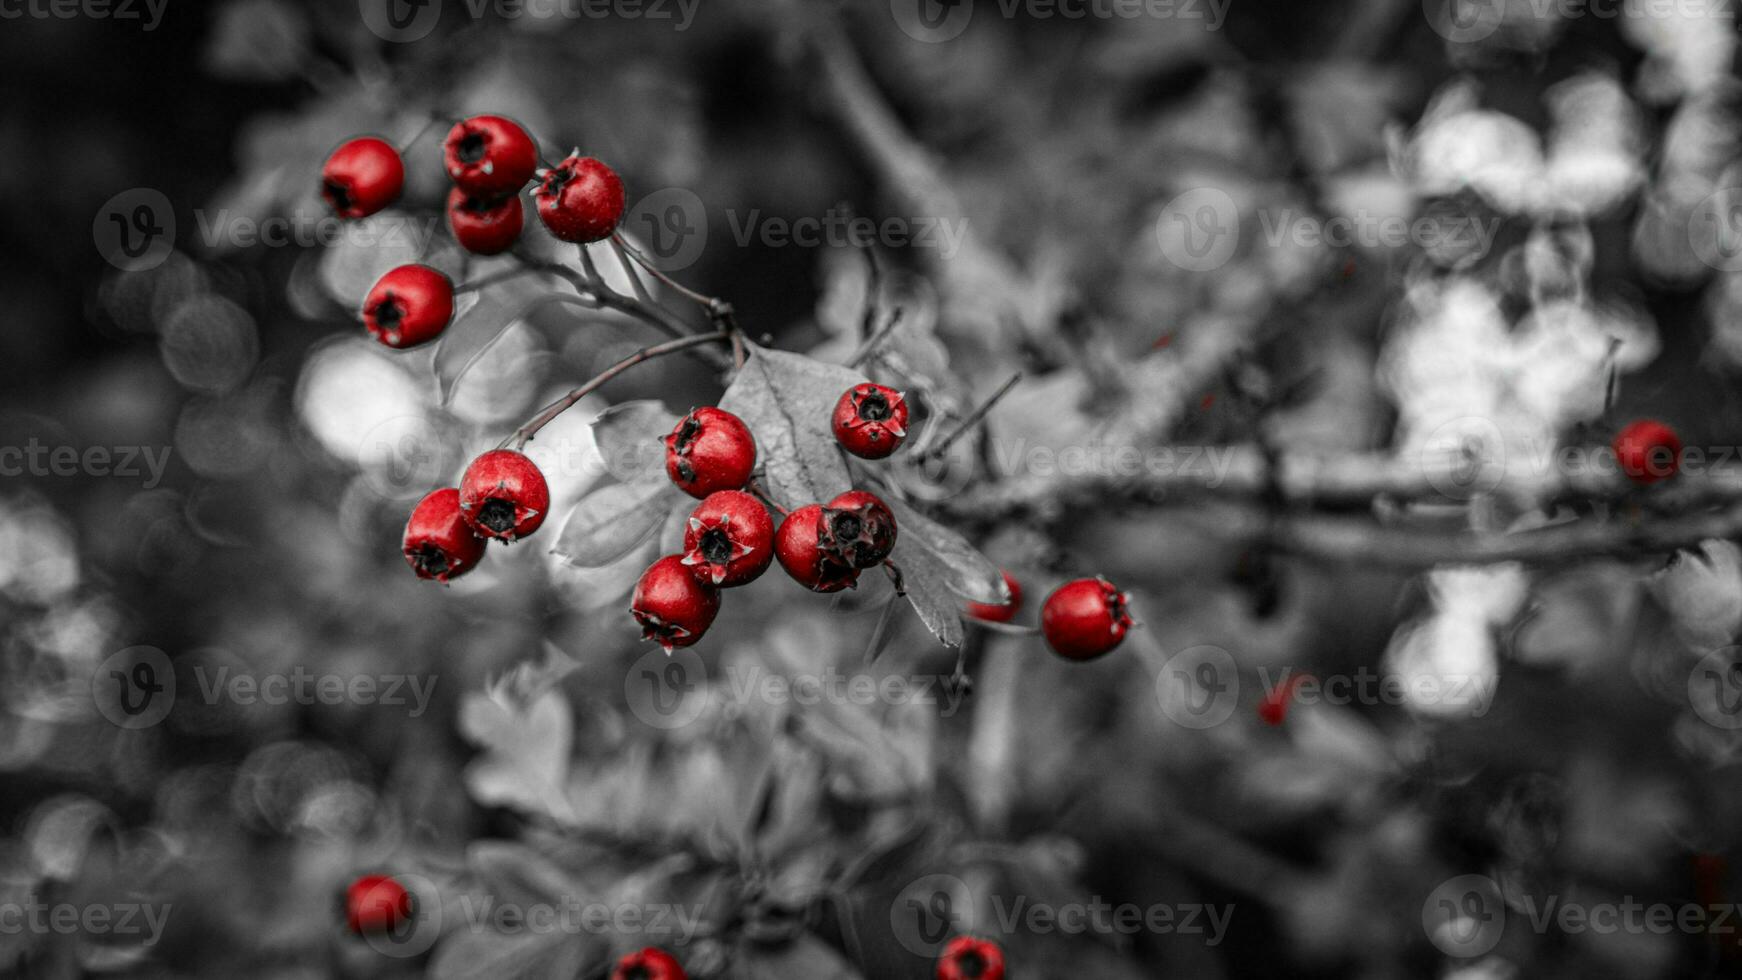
(447, 187, 524, 255)
(1040, 577, 1133, 661)
(459, 450, 550, 542)
(534, 154, 625, 243)
(345, 874, 412, 934)
(632, 556, 721, 651)
(664, 407, 757, 499)
(1613, 419, 1682, 485)
(443, 114, 539, 199)
(936, 935, 1005, 980)
(824, 490, 897, 568)
(611, 947, 688, 980)
(682, 490, 774, 587)
(363, 265, 454, 349)
(832, 383, 909, 459)
(775, 505, 861, 593)
(965, 570, 1023, 623)
(321, 137, 404, 219)
(402, 488, 487, 583)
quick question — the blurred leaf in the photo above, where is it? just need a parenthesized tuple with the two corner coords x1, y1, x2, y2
(735, 933, 863, 979)
(718, 346, 859, 509)
(468, 840, 576, 908)
(553, 482, 679, 568)
(886, 499, 1005, 605)
(459, 688, 576, 822)
(591, 399, 679, 484)
(203, 0, 310, 82)
(435, 285, 530, 407)
(428, 928, 599, 980)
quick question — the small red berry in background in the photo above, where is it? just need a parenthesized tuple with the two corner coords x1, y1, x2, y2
(632, 555, 721, 650)
(458, 450, 551, 542)
(402, 489, 487, 583)
(534, 154, 625, 243)
(965, 570, 1023, 623)
(1258, 673, 1311, 726)
(832, 383, 909, 459)
(321, 137, 404, 219)
(446, 188, 524, 256)
(443, 114, 539, 199)
(611, 947, 688, 980)
(345, 874, 412, 934)
(936, 935, 1005, 980)
(1040, 577, 1134, 661)
(774, 505, 861, 593)
(664, 407, 757, 499)
(1613, 419, 1682, 485)
(824, 490, 898, 568)
(681, 490, 774, 587)
(362, 265, 454, 349)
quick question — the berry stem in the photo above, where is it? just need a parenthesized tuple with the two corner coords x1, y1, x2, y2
(454, 264, 546, 296)
(916, 371, 1022, 464)
(746, 479, 789, 516)
(611, 232, 719, 309)
(847, 307, 904, 368)
(505, 330, 734, 449)
(511, 251, 732, 370)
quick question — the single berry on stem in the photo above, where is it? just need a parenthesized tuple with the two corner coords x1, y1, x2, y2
(363, 265, 454, 349)
(459, 450, 551, 542)
(774, 505, 861, 593)
(1613, 419, 1682, 485)
(345, 874, 412, 934)
(664, 407, 757, 499)
(446, 187, 524, 255)
(936, 935, 1005, 980)
(632, 555, 721, 650)
(443, 114, 539, 198)
(682, 490, 774, 587)
(824, 490, 898, 568)
(832, 382, 910, 459)
(965, 570, 1023, 623)
(321, 137, 404, 219)
(1040, 577, 1134, 661)
(402, 489, 487, 583)
(534, 154, 625, 243)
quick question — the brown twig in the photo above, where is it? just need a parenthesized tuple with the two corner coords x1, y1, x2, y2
(506, 331, 733, 449)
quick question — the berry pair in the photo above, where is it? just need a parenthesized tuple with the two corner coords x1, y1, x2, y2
(442, 114, 539, 255)
(773, 491, 898, 592)
(402, 450, 550, 583)
(631, 490, 775, 650)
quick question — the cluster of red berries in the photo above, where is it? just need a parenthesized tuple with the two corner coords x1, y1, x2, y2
(401, 449, 550, 583)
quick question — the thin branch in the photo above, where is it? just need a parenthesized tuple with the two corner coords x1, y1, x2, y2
(847, 308, 904, 368)
(507, 331, 733, 449)
(916, 372, 1022, 464)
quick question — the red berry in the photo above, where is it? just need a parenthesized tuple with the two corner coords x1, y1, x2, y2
(1040, 577, 1133, 661)
(446, 187, 524, 255)
(321, 137, 404, 219)
(534, 154, 625, 243)
(965, 570, 1023, 623)
(632, 555, 721, 650)
(832, 383, 909, 459)
(681, 490, 774, 587)
(611, 947, 688, 980)
(403, 488, 487, 583)
(1613, 419, 1682, 485)
(443, 114, 539, 199)
(363, 264, 454, 349)
(936, 935, 1005, 980)
(1258, 674, 1310, 726)
(774, 505, 861, 593)
(823, 490, 898, 568)
(458, 450, 551, 542)
(345, 874, 412, 934)
(664, 407, 757, 499)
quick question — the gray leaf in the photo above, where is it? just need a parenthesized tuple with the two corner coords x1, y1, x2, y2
(590, 399, 678, 484)
(718, 345, 860, 508)
(888, 529, 966, 649)
(553, 482, 678, 568)
(887, 498, 1006, 605)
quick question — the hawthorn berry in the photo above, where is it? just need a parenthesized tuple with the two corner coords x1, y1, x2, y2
(774, 505, 861, 593)
(443, 114, 539, 199)
(345, 874, 412, 934)
(446, 187, 524, 256)
(363, 264, 454, 349)
(664, 407, 757, 499)
(459, 449, 551, 542)
(1040, 577, 1133, 661)
(534, 154, 625, 243)
(965, 570, 1023, 623)
(611, 947, 688, 980)
(682, 490, 774, 587)
(824, 490, 898, 568)
(936, 935, 1005, 980)
(1613, 419, 1682, 485)
(321, 137, 404, 219)
(402, 488, 487, 583)
(832, 383, 909, 459)
(632, 555, 721, 650)
(1258, 673, 1311, 726)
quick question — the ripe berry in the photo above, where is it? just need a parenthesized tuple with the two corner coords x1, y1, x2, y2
(774, 505, 861, 593)
(823, 490, 897, 568)
(363, 264, 454, 349)
(446, 187, 524, 255)
(1258, 674, 1310, 726)
(459, 450, 551, 542)
(632, 555, 721, 650)
(832, 383, 909, 459)
(321, 137, 404, 219)
(664, 407, 757, 499)
(936, 935, 1005, 980)
(534, 154, 625, 243)
(611, 947, 688, 980)
(345, 874, 412, 934)
(1040, 577, 1133, 661)
(443, 114, 539, 199)
(1613, 419, 1682, 485)
(682, 490, 774, 587)
(402, 488, 487, 583)
(965, 570, 1023, 623)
